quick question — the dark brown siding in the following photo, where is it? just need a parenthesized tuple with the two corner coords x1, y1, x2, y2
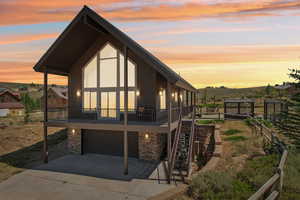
(82, 130, 138, 158)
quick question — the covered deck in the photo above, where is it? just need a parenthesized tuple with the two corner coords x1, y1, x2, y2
(264, 99, 287, 121)
(224, 98, 255, 119)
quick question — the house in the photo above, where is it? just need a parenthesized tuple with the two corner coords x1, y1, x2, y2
(41, 87, 68, 120)
(0, 89, 24, 117)
(42, 87, 68, 109)
(33, 6, 197, 175)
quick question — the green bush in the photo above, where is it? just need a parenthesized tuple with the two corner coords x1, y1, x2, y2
(281, 151, 300, 200)
(237, 154, 279, 189)
(224, 129, 242, 136)
(197, 119, 224, 125)
(189, 171, 253, 200)
(224, 136, 247, 142)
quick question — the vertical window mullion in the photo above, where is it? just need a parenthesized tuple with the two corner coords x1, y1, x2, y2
(97, 52, 100, 116)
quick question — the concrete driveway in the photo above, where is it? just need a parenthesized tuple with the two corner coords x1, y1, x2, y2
(0, 154, 175, 200)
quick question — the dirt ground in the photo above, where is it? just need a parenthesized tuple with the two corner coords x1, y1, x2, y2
(215, 120, 265, 173)
(0, 122, 63, 156)
(0, 122, 68, 182)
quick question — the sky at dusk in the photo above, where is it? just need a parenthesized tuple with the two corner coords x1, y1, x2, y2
(0, 0, 300, 88)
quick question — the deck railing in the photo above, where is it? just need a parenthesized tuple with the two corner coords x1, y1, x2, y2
(47, 106, 193, 123)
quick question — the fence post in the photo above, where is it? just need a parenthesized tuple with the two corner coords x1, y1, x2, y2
(276, 167, 284, 198)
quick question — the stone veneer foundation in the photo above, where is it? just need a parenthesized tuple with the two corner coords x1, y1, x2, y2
(138, 132, 166, 161)
(67, 128, 81, 154)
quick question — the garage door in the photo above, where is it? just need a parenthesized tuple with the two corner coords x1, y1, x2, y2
(82, 130, 139, 158)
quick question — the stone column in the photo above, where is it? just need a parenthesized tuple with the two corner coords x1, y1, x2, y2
(138, 132, 165, 161)
(67, 128, 81, 154)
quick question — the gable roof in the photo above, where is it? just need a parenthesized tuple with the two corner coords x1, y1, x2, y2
(33, 6, 196, 92)
(49, 87, 68, 100)
(0, 90, 21, 101)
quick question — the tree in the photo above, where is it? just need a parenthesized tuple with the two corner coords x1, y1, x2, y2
(275, 69, 300, 148)
(265, 84, 272, 96)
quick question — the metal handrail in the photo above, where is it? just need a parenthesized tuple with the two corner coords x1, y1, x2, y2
(187, 106, 196, 177)
(168, 110, 183, 182)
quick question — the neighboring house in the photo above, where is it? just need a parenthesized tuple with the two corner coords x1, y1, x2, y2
(41, 87, 68, 120)
(41, 87, 68, 109)
(33, 6, 197, 173)
(0, 90, 24, 117)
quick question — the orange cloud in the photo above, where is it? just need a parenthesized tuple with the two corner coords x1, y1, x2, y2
(0, 0, 299, 26)
(137, 39, 168, 45)
(103, 0, 300, 21)
(0, 33, 58, 45)
(156, 27, 270, 35)
(0, 61, 67, 84)
(149, 45, 300, 64)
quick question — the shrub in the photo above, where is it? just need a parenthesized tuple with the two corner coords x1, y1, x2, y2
(224, 129, 242, 135)
(197, 120, 214, 125)
(188, 171, 253, 200)
(197, 119, 224, 125)
(224, 136, 247, 142)
(281, 151, 300, 200)
(237, 154, 279, 189)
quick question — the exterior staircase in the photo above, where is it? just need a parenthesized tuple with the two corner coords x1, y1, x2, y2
(168, 107, 196, 183)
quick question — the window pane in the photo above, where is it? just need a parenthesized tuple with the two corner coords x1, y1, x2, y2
(108, 92, 116, 117)
(160, 90, 166, 110)
(84, 56, 97, 88)
(120, 91, 124, 110)
(84, 92, 90, 109)
(100, 58, 117, 87)
(120, 54, 136, 87)
(90, 92, 97, 109)
(100, 43, 117, 59)
(128, 60, 136, 87)
(128, 91, 135, 110)
(101, 92, 108, 117)
(120, 91, 136, 111)
(120, 54, 124, 87)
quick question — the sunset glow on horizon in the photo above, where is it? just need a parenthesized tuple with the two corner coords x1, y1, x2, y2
(1, 0, 300, 88)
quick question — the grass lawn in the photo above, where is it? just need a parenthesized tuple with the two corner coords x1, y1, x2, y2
(176, 120, 279, 200)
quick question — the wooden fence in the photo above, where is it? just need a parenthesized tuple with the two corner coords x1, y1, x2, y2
(196, 109, 289, 199)
(247, 116, 288, 200)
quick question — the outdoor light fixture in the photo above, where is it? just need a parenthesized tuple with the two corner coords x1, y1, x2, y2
(136, 90, 140, 97)
(159, 90, 163, 96)
(172, 93, 175, 98)
(72, 129, 75, 135)
(180, 94, 183, 100)
(76, 90, 81, 97)
(145, 133, 149, 139)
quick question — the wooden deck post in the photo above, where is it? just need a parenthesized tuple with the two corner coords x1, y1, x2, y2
(43, 71, 48, 163)
(123, 46, 128, 175)
(167, 82, 172, 164)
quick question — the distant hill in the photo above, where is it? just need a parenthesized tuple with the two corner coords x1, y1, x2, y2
(197, 86, 267, 101)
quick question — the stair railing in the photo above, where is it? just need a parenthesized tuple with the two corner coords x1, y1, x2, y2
(168, 110, 183, 183)
(187, 106, 196, 177)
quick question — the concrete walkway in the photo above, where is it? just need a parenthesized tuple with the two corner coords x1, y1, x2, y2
(0, 154, 175, 200)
